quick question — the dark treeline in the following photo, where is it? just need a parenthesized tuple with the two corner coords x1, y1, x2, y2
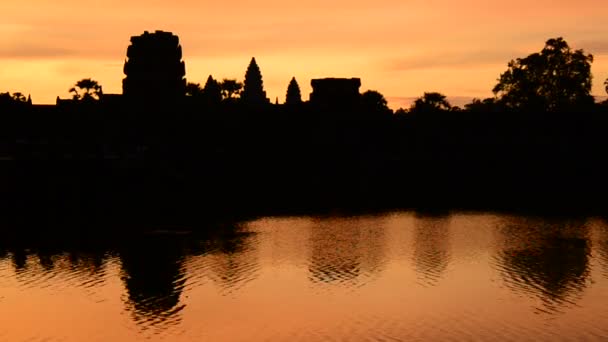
(2, 32, 608, 228)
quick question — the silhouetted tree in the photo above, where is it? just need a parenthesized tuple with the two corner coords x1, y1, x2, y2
(285, 77, 302, 105)
(410, 92, 451, 113)
(241, 57, 268, 105)
(220, 79, 243, 100)
(493, 37, 594, 111)
(394, 108, 408, 117)
(0, 92, 31, 106)
(185, 82, 204, 97)
(69, 78, 103, 101)
(0, 92, 13, 106)
(360, 90, 392, 116)
(11, 92, 27, 102)
(201, 75, 222, 106)
(464, 98, 498, 112)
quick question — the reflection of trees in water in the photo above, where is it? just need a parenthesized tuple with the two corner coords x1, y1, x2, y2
(0, 240, 108, 289)
(495, 217, 590, 311)
(594, 220, 608, 277)
(205, 229, 259, 295)
(412, 214, 451, 286)
(308, 216, 386, 285)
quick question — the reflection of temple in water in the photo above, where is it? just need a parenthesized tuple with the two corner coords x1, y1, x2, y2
(495, 217, 590, 311)
(308, 216, 386, 285)
(412, 215, 451, 286)
(118, 238, 187, 327)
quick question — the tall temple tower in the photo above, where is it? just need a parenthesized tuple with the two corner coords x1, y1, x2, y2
(122, 31, 186, 101)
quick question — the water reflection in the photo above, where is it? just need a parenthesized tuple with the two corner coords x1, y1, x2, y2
(412, 213, 451, 286)
(596, 220, 608, 277)
(119, 237, 188, 327)
(2, 214, 608, 341)
(11, 248, 27, 271)
(494, 217, 591, 311)
(2, 240, 109, 296)
(308, 216, 386, 286)
(0, 224, 258, 333)
(205, 229, 259, 295)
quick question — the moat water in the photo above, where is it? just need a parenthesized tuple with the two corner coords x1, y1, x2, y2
(1, 212, 608, 341)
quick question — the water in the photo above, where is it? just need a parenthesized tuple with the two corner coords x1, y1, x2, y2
(1, 212, 608, 341)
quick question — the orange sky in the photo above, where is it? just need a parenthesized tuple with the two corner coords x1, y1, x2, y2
(1, 0, 607, 108)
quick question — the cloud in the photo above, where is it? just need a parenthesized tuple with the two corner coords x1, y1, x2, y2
(386, 49, 522, 72)
(577, 39, 608, 55)
(0, 45, 77, 59)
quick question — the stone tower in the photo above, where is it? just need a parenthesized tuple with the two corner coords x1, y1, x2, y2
(123, 30, 186, 101)
(241, 57, 268, 105)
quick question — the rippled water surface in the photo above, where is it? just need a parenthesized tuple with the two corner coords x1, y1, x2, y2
(2, 212, 608, 341)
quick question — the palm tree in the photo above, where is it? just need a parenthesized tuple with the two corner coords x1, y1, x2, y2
(69, 78, 103, 101)
(11, 92, 27, 102)
(220, 79, 243, 100)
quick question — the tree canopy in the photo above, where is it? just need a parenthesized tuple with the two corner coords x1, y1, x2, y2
(360, 90, 392, 116)
(185, 82, 204, 97)
(285, 77, 302, 105)
(493, 37, 594, 111)
(220, 79, 243, 100)
(70, 78, 103, 101)
(410, 92, 451, 114)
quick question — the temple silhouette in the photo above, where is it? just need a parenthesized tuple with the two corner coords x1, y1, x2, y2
(52, 30, 363, 109)
(123, 31, 186, 102)
(2, 30, 608, 225)
(310, 78, 361, 110)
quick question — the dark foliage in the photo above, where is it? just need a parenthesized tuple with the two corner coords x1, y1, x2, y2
(220, 79, 243, 100)
(360, 90, 392, 117)
(493, 37, 594, 111)
(185, 82, 204, 97)
(410, 92, 451, 114)
(70, 79, 103, 101)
